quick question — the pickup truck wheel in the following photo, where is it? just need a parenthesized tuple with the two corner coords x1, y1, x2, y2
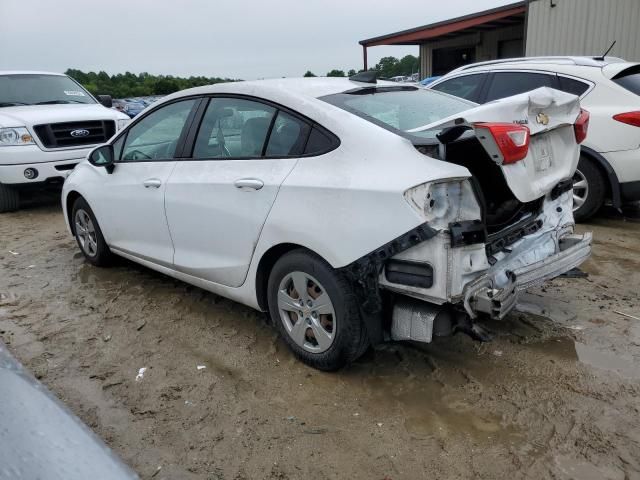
(267, 249, 369, 371)
(72, 197, 113, 267)
(573, 156, 605, 222)
(0, 183, 20, 213)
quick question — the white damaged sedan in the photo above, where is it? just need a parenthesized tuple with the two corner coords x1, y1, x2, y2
(62, 74, 592, 370)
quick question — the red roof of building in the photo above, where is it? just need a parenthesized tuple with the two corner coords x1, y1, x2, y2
(359, 2, 526, 47)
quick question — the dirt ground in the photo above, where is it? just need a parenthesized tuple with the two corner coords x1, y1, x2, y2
(1, 196, 640, 480)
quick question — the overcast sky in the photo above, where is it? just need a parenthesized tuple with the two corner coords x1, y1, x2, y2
(1, 0, 517, 79)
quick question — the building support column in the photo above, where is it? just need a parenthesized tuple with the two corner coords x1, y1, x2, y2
(363, 45, 368, 71)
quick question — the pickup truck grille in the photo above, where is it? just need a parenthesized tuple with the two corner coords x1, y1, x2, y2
(33, 120, 116, 148)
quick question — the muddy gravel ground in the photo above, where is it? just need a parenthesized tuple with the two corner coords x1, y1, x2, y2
(1, 197, 640, 480)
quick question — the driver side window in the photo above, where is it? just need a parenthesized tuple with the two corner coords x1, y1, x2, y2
(121, 99, 196, 162)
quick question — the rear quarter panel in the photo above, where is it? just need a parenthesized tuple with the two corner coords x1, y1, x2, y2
(255, 119, 470, 269)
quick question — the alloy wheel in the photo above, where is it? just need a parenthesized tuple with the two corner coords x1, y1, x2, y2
(277, 271, 336, 353)
(74, 209, 98, 257)
(572, 168, 589, 212)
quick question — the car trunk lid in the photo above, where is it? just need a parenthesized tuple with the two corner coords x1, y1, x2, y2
(408, 87, 582, 203)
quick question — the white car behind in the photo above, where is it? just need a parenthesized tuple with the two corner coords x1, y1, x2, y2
(427, 56, 640, 220)
(62, 76, 591, 370)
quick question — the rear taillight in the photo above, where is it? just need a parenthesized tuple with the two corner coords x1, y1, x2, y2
(475, 123, 530, 164)
(612, 111, 640, 127)
(574, 108, 590, 144)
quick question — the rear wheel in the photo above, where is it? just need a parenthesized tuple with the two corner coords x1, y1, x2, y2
(573, 156, 606, 222)
(0, 183, 20, 213)
(72, 197, 114, 266)
(267, 249, 369, 371)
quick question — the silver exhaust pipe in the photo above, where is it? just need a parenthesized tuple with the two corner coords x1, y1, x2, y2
(391, 298, 491, 343)
(391, 298, 452, 343)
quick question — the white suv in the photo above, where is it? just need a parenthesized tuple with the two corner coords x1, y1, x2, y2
(0, 71, 130, 212)
(427, 56, 640, 220)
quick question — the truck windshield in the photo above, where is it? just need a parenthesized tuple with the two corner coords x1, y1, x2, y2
(321, 86, 474, 140)
(0, 74, 96, 107)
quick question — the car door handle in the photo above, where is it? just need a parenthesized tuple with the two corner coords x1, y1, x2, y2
(143, 178, 162, 189)
(234, 178, 264, 191)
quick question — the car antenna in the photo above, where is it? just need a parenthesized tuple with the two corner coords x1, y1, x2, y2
(349, 70, 377, 84)
(595, 40, 616, 60)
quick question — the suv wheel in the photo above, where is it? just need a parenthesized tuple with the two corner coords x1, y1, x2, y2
(0, 183, 20, 213)
(573, 156, 605, 222)
(267, 249, 369, 371)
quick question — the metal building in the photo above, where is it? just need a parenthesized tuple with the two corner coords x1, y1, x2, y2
(526, 0, 640, 60)
(359, 0, 640, 79)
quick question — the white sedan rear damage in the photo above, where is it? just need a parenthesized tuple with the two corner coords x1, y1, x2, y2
(362, 88, 593, 343)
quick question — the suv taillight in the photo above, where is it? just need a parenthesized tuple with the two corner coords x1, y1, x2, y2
(613, 111, 640, 127)
(475, 123, 530, 164)
(574, 108, 590, 144)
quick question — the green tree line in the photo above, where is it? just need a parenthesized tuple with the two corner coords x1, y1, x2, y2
(66, 54, 419, 98)
(65, 69, 237, 98)
(304, 54, 419, 79)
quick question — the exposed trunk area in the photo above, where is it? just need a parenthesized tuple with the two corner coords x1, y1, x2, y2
(417, 137, 543, 235)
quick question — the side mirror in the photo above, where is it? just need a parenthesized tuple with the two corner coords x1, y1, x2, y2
(97, 94, 112, 108)
(88, 144, 115, 173)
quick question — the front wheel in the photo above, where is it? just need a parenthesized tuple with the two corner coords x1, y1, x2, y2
(72, 197, 114, 266)
(267, 250, 369, 371)
(572, 156, 605, 222)
(0, 183, 20, 213)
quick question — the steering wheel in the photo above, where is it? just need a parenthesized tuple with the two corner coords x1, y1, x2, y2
(128, 149, 152, 160)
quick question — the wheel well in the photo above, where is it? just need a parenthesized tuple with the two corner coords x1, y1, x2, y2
(65, 191, 82, 233)
(580, 148, 621, 207)
(255, 243, 317, 311)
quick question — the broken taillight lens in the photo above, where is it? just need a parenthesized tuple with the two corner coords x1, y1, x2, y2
(612, 110, 640, 127)
(475, 123, 530, 164)
(574, 108, 590, 144)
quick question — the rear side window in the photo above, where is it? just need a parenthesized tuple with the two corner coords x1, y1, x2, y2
(431, 74, 487, 102)
(193, 98, 275, 158)
(265, 111, 310, 156)
(558, 76, 590, 96)
(485, 72, 556, 102)
(612, 65, 640, 96)
(304, 127, 337, 155)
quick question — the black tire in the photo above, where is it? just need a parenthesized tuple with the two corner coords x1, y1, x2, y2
(0, 183, 20, 213)
(71, 197, 114, 267)
(267, 249, 369, 371)
(573, 155, 606, 222)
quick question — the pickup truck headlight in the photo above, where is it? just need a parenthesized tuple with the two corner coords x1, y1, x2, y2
(404, 178, 482, 229)
(117, 119, 130, 131)
(0, 127, 35, 146)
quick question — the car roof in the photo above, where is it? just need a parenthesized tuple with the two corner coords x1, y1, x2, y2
(448, 56, 628, 74)
(165, 77, 399, 102)
(0, 70, 66, 76)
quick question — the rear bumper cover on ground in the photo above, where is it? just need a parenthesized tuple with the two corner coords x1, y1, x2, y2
(463, 232, 592, 319)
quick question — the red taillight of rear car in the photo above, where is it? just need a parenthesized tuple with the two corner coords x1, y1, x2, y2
(475, 123, 530, 164)
(574, 108, 590, 144)
(612, 111, 640, 127)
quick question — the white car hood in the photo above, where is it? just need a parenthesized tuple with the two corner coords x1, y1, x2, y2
(410, 87, 582, 202)
(0, 104, 127, 128)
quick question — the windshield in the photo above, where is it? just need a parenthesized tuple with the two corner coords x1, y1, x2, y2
(0, 74, 96, 107)
(322, 86, 474, 140)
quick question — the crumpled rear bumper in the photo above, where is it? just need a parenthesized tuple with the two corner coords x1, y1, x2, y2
(463, 232, 592, 319)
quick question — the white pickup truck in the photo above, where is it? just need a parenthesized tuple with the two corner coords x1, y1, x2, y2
(0, 71, 130, 212)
